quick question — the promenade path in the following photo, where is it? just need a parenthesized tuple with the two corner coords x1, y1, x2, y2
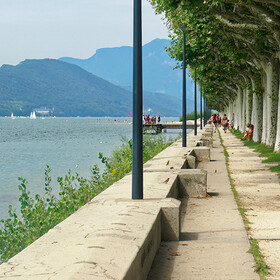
(147, 129, 259, 280)
(220, 129, 280, 280)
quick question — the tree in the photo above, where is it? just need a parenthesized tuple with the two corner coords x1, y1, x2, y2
(149, 0, 280, 151)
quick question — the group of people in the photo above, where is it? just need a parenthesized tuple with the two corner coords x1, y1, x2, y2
(143, 115, 160, 124)
(211, 113, 230, 133)
(209, 112, 254, 140)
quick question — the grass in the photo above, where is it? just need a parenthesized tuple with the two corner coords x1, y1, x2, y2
(249, 238, 270, 276)
(218, 129, 270, 279)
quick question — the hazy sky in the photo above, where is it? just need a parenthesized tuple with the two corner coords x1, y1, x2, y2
(0, 0, 169, 66)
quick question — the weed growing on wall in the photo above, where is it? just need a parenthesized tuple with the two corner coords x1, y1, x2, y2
(0, 134, 175, 263)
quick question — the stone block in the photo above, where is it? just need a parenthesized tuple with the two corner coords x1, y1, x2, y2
(166, 177, 179, 198)
(124, 211, 161, 280)
(205, 127, 213, 133)
(201, 138, 213, 148)
(184, 155, 196, 169)
(196, 140, 204, 146)
(178, 169, 207, 197)
(160, 198, 181, 241)
(191, 147, 210, 162)
(202, 132, 212, 138)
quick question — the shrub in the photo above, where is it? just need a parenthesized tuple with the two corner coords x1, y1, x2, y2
(0, 134, 175, 263)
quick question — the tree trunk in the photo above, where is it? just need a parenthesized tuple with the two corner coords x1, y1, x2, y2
(233, 98, 238, 129)
(250, 78, 262, 142)
(246, 89, 252, 125)
(261, 92, 267, 144)
(261, 68, 268, 144)
(251, 92, 257, 138)
(259, 61, 279, 146)
(241, 89, 246, 132)
(251, 92, 262, 142)
(266, 63, 273, 146)
(274, 74, 280, 151)
(268, 62, 279, 147)
(257, 93, 263, 142)
(236, 87, 243, 130)
(229, 102, 233, 122)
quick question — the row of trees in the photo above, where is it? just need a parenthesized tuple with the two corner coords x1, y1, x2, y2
(148, 0, 280, 151)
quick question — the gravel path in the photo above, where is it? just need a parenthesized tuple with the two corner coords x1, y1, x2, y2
(147, 129, 258, 280)
(220, 129, 280, 279)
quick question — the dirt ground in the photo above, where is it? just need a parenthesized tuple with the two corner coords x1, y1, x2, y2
(221, 130, 280, 279)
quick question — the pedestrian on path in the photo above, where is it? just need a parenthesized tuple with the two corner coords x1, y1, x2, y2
(212, 113, 218, 132)
(222, 114, 229, 133)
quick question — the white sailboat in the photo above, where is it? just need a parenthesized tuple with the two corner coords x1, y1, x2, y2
(30, 111, 36, 119)
(11, 113, 16, 119)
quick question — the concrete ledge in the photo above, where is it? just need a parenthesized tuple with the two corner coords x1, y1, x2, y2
(178, 169, 207, 197)
(0, 198, 180, 280)
(0, 131, 210, 280)
(190, 147, 211, 162)
(200, 138, 213, 148)
(160, 198, 181, 241)
(202, 132, 212, 138)
(183, 155, 196, 169)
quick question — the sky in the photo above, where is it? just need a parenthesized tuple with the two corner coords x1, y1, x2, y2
(0, 0, 169, 66)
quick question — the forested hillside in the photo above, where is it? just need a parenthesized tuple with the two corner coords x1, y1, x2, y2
(0, 59, 181, 117)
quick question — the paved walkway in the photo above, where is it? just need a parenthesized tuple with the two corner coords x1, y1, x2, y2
(147, 130, 259, 280)
(220, 129, 280, 280)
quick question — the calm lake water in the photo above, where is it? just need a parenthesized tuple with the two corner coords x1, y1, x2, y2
(0, 117, 180, 219)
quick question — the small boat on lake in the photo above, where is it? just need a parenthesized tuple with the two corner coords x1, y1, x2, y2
(30, 111, 36, 119)
(11, 113, 16, 119)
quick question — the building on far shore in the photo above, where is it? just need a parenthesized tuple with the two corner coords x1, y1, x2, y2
(33, 107, 54, 117)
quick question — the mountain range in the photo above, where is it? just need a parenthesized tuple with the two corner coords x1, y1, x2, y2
(60, 39, 194, 100)
(0, 59, 182, 117)
(0, 39, 197, 117)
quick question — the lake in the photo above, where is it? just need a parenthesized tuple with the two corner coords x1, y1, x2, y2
(0, 117, 180, 219)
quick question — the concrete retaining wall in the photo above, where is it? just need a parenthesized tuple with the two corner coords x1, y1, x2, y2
(0, 126, 213, 280)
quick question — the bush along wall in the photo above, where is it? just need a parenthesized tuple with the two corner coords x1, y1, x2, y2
(0, 134, 176, 263)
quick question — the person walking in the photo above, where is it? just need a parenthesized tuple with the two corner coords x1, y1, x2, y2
(222, 114, 229, 133)
(212, 114, 217, 133)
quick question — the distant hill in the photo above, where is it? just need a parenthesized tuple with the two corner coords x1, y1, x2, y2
(60, 39, 194, 102)
(123, 86, 193, 116)
(0, 59, 182, 117)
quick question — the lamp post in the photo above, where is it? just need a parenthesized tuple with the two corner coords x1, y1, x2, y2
(132, 0, 143, 199)
(194, 68, 197, 135)
(179, 27, 187, 147)
(200, 79, 203, 129)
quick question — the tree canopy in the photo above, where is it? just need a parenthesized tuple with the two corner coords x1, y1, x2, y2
(148, 0, 280, 111)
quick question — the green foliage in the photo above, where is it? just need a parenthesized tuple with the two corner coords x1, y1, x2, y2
(249, 238, 270, 279)
(0, 135, 175, 263)
(270, 165, 280, 173)
(149, 0, 279, 111)
(105, 135, 174, 181)
(179, 112, 203, 121)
